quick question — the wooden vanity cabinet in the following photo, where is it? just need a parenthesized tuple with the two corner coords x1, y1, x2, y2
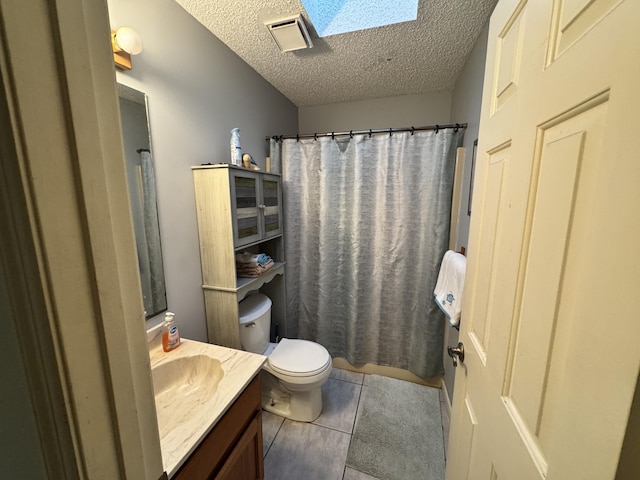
(173, 375, 263, 480)
(192, 165, 287, 349)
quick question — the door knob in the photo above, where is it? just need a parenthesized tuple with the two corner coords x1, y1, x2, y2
(447, 342, 465, 367)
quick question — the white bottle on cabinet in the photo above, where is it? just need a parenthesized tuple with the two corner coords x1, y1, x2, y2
(230, 128, 242, 166)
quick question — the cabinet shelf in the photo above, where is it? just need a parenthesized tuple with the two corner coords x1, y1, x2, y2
(234, 233, 282, 252)
(202, 262, 285, 302)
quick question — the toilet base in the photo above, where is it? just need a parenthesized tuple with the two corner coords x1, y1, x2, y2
(260, 370, 323, 422)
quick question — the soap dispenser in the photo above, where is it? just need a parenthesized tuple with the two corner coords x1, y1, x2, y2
(162, 312, 181, 352)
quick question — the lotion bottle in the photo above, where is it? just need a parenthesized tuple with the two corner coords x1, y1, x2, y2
(162, 312, 181, 352)
(230, 128, 242, 166)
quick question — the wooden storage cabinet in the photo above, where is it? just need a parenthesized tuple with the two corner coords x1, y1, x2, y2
(192, 165, 287, 349)
(173, 375, 263, 479)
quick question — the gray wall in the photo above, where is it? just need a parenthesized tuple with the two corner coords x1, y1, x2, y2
(299, 91, 452, 134)
(442, 22, 490, 404)
(450, 22, 490, 253)
(108, 0, 298, 340)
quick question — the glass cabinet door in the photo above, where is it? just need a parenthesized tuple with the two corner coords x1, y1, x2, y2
(231, 172, 261, 247)
(261, 175, 282, 239)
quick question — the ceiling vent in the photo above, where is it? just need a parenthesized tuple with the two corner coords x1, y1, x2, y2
(264, 15, 314, 53)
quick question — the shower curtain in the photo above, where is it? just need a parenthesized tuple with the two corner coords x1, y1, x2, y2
(139, 150, 165, 316)
(276, 129, 463, 379)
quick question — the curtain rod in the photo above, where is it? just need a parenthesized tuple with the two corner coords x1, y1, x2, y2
(265, 123, 467, 142)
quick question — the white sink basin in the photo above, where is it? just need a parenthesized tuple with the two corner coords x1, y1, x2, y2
(152, 354, 224, 437)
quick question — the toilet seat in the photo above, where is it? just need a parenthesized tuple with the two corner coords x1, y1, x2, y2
(267, 338, 331, 378)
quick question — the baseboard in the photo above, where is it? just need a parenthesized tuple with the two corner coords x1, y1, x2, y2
(332, 357, 442, 389)
(440, 376, 452, 414)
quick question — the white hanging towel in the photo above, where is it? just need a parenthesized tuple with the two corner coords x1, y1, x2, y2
(433, 250, 466, 327)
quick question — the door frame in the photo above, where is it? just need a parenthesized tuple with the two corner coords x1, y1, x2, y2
(0, 0, 163, 477)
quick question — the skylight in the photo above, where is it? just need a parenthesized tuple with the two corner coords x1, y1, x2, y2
(301, 0, 419, 38)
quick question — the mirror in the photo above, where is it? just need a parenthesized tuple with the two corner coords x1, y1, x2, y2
(117, 83, 167, 319)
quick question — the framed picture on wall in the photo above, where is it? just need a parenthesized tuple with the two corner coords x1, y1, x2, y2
(467, 139, 478, 216)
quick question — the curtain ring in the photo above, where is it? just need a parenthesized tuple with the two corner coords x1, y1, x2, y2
(314, 133, 318, 141)
(296, 134, 300, 142)
(454, 123, 460, 132)
(331, 132, 335, 140)
(349, 130, 353, 138)
(410, 126, 415, 135)
(369, 129, 372, 138)
(389, 128, 392, 137)
(435, 125, 439, 134)
(279, 135, 284, 142)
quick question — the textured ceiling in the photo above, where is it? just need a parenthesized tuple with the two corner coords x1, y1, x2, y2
(175, 0, 497, 107)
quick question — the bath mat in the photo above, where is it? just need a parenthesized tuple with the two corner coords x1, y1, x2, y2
(346, 374, 445, 480)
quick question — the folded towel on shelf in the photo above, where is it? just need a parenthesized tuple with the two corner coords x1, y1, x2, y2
(235, 251, 272, 267)
(433, 250, 466, 327)
(236, 259, 274, 272)
(236, 259, 274, 278)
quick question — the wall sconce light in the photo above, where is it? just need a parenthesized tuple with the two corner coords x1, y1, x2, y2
(111, 27, 143, 70)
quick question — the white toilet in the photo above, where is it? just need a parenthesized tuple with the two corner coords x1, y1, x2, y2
(238, 293, 332, 422)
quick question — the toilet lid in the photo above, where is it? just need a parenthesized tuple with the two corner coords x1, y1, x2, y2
(268, 338, 330, 377)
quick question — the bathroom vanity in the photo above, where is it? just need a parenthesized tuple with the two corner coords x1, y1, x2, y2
(148, 338, 266, 478)
(173, 375, 263, 479)
(192, 165, 287, 348)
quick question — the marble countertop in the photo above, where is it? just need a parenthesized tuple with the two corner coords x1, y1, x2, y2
(148, 338, 266, 478)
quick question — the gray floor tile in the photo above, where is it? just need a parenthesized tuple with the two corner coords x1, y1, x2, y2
(353, 385, 368, 433)
(264, 420, 351, 480)
(343, 467, 382, 479)
(313, 378, 362, 433)
(331, 368, 365, 384)
(363, 374, 371, 386)
(262, 410, 284, 457)
(263, 373, 450, 477)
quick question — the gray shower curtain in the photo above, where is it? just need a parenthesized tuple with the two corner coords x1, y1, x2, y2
(278, 129, 463, 379)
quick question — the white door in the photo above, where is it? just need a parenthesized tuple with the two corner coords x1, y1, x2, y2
(446, 1, 640, 479)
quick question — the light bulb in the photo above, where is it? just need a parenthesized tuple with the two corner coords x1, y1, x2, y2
(114, 27, 143, 55)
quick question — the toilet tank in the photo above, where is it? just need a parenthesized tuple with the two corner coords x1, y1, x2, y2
(238, 293, 272, 354)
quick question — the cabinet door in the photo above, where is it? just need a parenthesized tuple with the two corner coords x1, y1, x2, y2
(214, 413, 263, 480)
(260, 175, 282, 240)
(230, 172, 262, 247)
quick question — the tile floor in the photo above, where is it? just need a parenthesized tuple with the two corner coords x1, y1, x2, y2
(261, 368, 451, 480)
